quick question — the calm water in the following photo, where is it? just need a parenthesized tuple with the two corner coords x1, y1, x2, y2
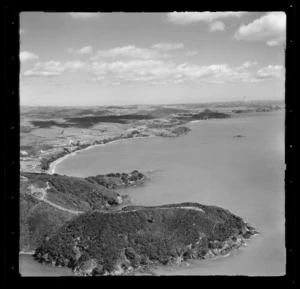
(19, 254, 73, 276)
(21, 112, 285, 276)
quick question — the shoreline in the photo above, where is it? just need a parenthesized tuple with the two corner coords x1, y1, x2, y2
(47, 135, 153, 175)
(39, 225, 259, 276)
(39, 113, 273, 175)
(19, 251, 35, 255)
(47, 117, 229, 175)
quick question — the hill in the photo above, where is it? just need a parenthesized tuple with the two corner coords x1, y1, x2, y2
(20, 171, 141, 252)
(21, 172, 124, 212)
(34, 202, 258, 276)
(20, 192, 75, 252)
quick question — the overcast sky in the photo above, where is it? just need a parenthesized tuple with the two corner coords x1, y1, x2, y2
(20, 12, 286, 106)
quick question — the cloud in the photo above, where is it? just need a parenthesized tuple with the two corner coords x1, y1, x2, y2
(69, 13, 100, 19)
(234, 12, 286, 46)
(166, 12, 247, 25)
(185, 51, 198, 56)
(20, 29, 25, 35)
(67, 46, 93, 55)
(22, 53, 283, 86)
(256, 65, 284, 78)
(152, 42, 184, 50)
(92, 45, 169, 60)
(89, 60, 266, 85)
(23, 60, 87, 77)
(209, 21, 225, 32)
(20, 51, 38, 62)
(176, 63, 241, 82)
(89, 60, 173, 82)
(173, 62, 270, 84)
(241, 61, 258, 68)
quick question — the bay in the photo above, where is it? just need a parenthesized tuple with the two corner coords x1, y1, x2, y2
(23, 112, 285, 276)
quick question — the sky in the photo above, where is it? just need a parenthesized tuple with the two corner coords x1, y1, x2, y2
(20, 12, 286, 106)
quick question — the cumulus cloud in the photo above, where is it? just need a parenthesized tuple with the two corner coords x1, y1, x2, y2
(175, 63, 253, 83)
(20, 51, 38, 62)
(23, 60, 87, 77)
(256, 65, 284, 78)
(69, 13, 100, 19)
(89, 60, 266, 85)
(166, 11, 247, 25)
(67, 46, 93, 54)
(152, 42, 184, 50)
(92, 45, 169, 60)
(89, 60, 172, 82)
(234, 12, 286, 46)
(241, 61, 258, 68)
(22, 51, 283, 86)
(209, 21, 225, 32)
(185, 51, 199, 56)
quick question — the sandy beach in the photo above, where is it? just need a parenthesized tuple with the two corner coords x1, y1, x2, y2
(19, 251, 34, 255)
(47, 135, 151, 175)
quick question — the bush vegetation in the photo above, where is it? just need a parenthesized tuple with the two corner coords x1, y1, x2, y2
(20, 192, 74, 251)
(21, 172, 122, 212)
(34, 203, 246, 274)
(176, 110, 231, 121)
(86, 170, 145, 188)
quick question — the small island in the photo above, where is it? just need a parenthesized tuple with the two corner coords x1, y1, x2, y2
(86, 170, 147, 189)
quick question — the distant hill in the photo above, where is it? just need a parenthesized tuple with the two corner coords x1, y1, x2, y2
(176, 109, 231, 121)
(137, 107, 190, 118)
(29, 114, 154, 129)
(75, 109, 113, 116)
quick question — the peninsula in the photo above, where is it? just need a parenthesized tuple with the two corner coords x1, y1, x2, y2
(34, 202, 258, 276)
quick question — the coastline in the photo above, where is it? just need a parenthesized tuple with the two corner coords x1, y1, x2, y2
(45, 111, 284, 175)
(20, 111, 285, 276)
(39, 222, 259, 277)
(19, 251, 35, 255)
(47, 135, 152, 175)
(47, 120, 209, 175)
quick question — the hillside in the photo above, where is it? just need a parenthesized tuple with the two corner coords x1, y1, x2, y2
(21, 172, 125, 212)
(20, 192, 75, 252)
(20, 171, 140, 252)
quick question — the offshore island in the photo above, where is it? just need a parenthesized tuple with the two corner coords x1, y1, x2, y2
(20, 100, 282, 276)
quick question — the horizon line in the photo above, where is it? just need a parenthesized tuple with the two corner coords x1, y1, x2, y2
(20, 98, 285, 108)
